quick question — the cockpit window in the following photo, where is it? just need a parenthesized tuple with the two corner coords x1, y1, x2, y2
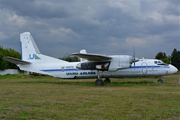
(159, 60, 164, 63)
(154, 60, 164, 64)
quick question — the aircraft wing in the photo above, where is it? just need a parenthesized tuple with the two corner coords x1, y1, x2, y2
(71, 53, 112, 61)
(3, 57, 31, 65)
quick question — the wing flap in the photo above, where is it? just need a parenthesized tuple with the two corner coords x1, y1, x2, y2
(3, 57, 31, 65)
(71, 53, 112, 61)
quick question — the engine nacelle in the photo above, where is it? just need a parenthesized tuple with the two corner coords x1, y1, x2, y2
(108, 55, 133, 71)
(76, 55, 138, 71)
(76, 61, 110, 71)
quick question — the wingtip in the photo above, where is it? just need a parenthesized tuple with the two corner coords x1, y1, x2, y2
(3, 57, 10, 59)
(71, 53, 79, 55)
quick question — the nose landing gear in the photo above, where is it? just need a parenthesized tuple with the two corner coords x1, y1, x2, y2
(158, 76, 163, 83)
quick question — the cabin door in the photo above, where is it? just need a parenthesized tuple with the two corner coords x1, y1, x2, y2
(141, 62, 148, 74)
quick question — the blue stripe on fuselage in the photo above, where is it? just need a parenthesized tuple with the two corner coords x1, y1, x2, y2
(129, 66, 169, 69)
(41, 66, 169, 72)
(41, 69, 84, 72)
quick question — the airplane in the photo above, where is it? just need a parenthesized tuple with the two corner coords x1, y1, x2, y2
(3, 32, 178, 85)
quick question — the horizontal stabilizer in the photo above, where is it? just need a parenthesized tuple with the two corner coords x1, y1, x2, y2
(3, 57, 31, 65)
(71, 53, 112, 61)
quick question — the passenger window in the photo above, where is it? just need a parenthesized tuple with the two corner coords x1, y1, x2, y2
(154, 61, 157, 64)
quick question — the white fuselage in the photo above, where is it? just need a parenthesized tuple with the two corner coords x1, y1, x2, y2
(19, 58, 177, 79)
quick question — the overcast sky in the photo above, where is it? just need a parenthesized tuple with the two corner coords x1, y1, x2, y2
(0, 0, 179, 59)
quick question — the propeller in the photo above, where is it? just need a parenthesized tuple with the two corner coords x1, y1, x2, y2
(132, 47, 139, 68)
(133, 47, 135, 68)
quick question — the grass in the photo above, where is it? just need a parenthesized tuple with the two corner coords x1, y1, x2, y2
(0, 74, 180, 119)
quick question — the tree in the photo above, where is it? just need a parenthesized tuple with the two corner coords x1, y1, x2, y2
(0, 46, 21, 70)
(155, 52, 170, 63)
(155, 52, 167, 59)
(161, 57, 170, 64)
(171, 48, 180, 70)
(59, 55, 80, 62)
(156, 49, 180, 70)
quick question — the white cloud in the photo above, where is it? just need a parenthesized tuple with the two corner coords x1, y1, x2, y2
(50, 27, 81, 43)
(0, 0, 179, 58)
(8, 14, 26, 26)
(126, 37, 146, 46)
(125, 35, 162, 46)
(50, 27, 78, 37)
(0, 9, 27, 29)
(108, 0, 141, 18)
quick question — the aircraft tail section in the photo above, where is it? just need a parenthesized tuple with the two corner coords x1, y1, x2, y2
(20, 32, 40, 61)
(20, 32, 67, 63)
(3, 32, 68, 77)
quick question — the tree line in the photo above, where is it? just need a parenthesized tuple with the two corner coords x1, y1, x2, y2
(0, 46, 21, 70)
(155, 48, 180, 70)
(59, 55, 80, 62)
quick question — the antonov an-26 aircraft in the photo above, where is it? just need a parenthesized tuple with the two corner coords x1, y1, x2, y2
(4, 32, 178, 85)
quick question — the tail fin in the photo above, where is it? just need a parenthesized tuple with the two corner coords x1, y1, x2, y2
(20, 32, 67, 63)
(80, 49, 87, 62)
(20, 32, 40, 61)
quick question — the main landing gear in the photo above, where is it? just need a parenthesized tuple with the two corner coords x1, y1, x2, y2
(95, 70, 111, 85)
(158, 76, 163, 83)
(95, 78, 111, 85)
(104, 78, 111, 83)
(95, 79, 104, 86)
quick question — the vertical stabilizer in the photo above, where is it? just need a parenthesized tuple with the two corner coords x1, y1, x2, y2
(20, 32, 67, 63)
(20, 32, 40, 61)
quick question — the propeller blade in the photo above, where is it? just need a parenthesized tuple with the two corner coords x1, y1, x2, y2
(132, 47, 139, 68)
(133, 47, 135, 68)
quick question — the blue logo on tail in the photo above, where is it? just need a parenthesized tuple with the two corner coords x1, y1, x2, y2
(29, 54, 40, 60)
(29, 54, 35, 59)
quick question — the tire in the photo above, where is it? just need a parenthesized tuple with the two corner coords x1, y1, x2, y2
(158, 79, 163, 83)
(104, 78, 111, 83)
(95, 79, 104, 86)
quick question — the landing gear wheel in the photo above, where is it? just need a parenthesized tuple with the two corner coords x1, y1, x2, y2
(104, 78, 111, 83)
(95, 79, 104, 86)
(158, 79, 163, 83)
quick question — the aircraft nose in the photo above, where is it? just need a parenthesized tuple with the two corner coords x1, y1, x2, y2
(169, 64, 178, 74)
